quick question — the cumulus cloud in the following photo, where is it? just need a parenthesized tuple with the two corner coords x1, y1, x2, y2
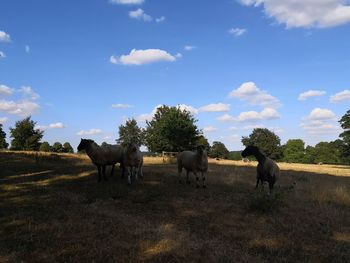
(77, 129, 102, 136)
(298, 90, 326, 101)
(228, 27, 247, 36)
(306, 108, 336, 120)
(36, 122, 65, 130)
(239, 0, 350, 28)
(177, 104, 198, 114)
(218, 107, 280, 122)
(229, 82, 281, 108)
(112, 103, 133, 108)
(0, 100, 40, 116)
(184, 45, 196, 51)
(203, 126, 218, 133)
(0, 85, 14, 96)
(0, 30, 11, 42)
(300, 120, 341, 134)
(330, 90, 350, 103)
(110, 49, 178, 65)
(0, 117, 8, 124)
(199, 103, 230, 112)
(136, 104, 163, 123)
(129, 8, 152, 21)
(19, 86, 40, 100)
(156, 16, 166, 23)
(110, 0, 144, 4)
(0, 51, 6, 59)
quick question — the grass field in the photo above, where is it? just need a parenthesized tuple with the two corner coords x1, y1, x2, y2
(0, 151, 349, 262)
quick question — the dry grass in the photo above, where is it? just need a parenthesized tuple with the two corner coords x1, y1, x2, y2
(0, 151, 349, 262)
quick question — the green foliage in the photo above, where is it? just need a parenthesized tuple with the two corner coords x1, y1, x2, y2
(117, 118, 144, 147)
(0, 124, 9, 149)
(62, 142, 74, 153)
(10, 117, 44, 151)
(144, 105, 201, 152)
(52, 142, 63, 153)
(196, 135, 210, 151)
(242, 128, 283, 160)
(305, 141, 344, 164)
(209, 141, 229, 159)
(283, 139, 306, 163)
(228, 151, 243, 160)
(339, 110, 350, 162)
(39, 141, 51, 152)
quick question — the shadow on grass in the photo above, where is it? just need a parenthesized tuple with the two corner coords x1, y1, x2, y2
(0, 152, 349, 262)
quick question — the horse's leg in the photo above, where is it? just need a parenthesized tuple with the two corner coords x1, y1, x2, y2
(186, 170, 190, 184)
(178, 164, 182, 184)
(139, 166, 144, 180)
(134, 166, 139, 181)
(97, 165, 102, 182)
(195, 172, 199, 188)
(102, 165, 107, 181)
(121, 163, 125, 179)
(127, 167, 132, 185)
(202, 171, 206, 188)
(110, 164, 115, 177)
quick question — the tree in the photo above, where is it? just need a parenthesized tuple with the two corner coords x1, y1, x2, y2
(209, 141, 229, 159)
(241, 128, 283, 160)
(0, 124, 9, 149)
(117, 118, 144, 147)
(339, 110, 350, 162)
(228, 151, 242, 160)
(144, 105, 201, 152)
(283, 139, 306, 163)
(39, 141, 51, 152)
(52, 142, 63, 153)
(309, 141, 343, 164)
(10, 116, 43, 151)
(196, 135, 210, 151)
(62, 142, 74, 153)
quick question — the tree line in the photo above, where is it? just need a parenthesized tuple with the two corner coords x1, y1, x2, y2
(1, 106, 349, 165)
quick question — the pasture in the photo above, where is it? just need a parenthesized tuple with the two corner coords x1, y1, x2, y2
(0, 151, 349, 262)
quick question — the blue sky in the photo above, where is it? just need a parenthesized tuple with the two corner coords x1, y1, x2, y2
(1, 0, 350, 151)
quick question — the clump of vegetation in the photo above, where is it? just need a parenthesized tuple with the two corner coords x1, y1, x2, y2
(247, 188, 286, 213)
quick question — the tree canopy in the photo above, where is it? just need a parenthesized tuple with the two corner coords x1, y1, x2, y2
(63, 142, 74, 153)
(39, 141, 51, 152)
(144, 105, 201, 152)
(117, 118, 144, 147)
(283, 139, 306, 163)
(10, 117, 43, 151)
(0, 124, 9, 149)
(209, 141, 229, 159)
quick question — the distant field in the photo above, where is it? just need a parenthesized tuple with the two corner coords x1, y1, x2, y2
(0, 151, 349, 262)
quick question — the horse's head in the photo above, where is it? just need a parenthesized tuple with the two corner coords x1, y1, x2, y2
(241, 145, 259, 157)
(77, 138, 94, 152)
(195, 145, 206, 155)
(127, 143, 138, 154)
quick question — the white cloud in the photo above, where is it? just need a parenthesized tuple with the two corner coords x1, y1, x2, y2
(239, 0, 350, 28)
(307, 108, 336, 120)
(77, 129, 103, 136)
(112, 103, 133, 108)
(203, 126, 218, 133)
(300, 120, 341, 134)
(0, 51, 6, 59)
(199, 103, 230, 112)
(110, 49, 177, 65)
(136, 104, 163, 123)
(330, 90, 350, 103)
(25, 45, 30, 53)
(129, 8, 152, 22)
(0, 117, 8, 124)
(298, 90, 326, 101)
(218, 107, 280, 122)
(110, 0, 144, 4)
(19, 86, 40, 100)
(156, 16, 166, 23)
(229, 81, 281, 108)
(0, 30, 11, 42)
(184, 45, 196, 51)
(0, 100, 40, 116)
(229, 27, 247, 36)
(175, 53, 183, 58)
(36, 122, 65, 130)
(0, 85, 14, 96)
(177, 104, 198, 114)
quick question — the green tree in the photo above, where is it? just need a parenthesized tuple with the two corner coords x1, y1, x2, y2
(283, 139, 306, 163)
(52, 142, 63, 153)
(209, 141, 229, 159)
(339, 109, 350, 162)
(117, 118, 144, 147)
(241, 128, 283, 160)
(228, 151, 242, 160)
(144, 105, 201, 152)
(62, 142, 74, 153)
(39, 141, 51, 152)
(10, 117, 44, 151)
(0, 124, 9, 149)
